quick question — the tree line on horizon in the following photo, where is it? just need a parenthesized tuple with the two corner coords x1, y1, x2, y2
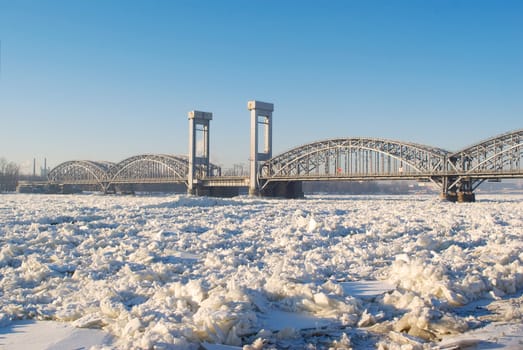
(0, 158, 20, 192)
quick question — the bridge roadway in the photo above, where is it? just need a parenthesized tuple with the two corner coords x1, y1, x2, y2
(43, 129, 523, 202)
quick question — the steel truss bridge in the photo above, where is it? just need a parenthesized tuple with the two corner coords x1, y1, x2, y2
(47, 128, 522, 201)
(259, 129, 522, 200)
(47, 154, 221, 193)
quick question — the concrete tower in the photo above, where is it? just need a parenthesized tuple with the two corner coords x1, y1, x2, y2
(247, 100, 273, 196)
(188, 110, 212, 195)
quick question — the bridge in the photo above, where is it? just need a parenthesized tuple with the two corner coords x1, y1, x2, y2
(46, 155, 221, 191)
(45, 100, 522, 202)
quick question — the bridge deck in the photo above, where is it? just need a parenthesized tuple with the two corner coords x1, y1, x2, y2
(261, 169, 523, 182)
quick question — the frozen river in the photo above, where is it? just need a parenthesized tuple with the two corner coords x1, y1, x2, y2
(0, 193, 522, 349)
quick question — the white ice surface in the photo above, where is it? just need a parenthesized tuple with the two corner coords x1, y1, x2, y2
(0, 193, 522, 349)
(0, 320, 112, 349)
(201, 342, 242, 350)
(259, 309, 334, 332)
(341, 281, 395, 300)
(439, 322, 523, 349)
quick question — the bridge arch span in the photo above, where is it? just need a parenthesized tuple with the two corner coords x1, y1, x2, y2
(109, 154, 190, 184)
(108, 154, 222, 185)
(47, 160, 115, 190)
(259, 137, 449, 182)
(450, 129, 523, 175)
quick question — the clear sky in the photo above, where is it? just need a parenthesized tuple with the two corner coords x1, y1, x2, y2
(1, 0, 522, 173)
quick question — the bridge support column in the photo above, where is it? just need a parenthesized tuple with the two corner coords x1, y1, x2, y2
(439, 176, 455, 202)
(440, 191, 458, 202)
(188, 110, 213, 195)
(440, 176, 475, 202)
(248, 100, 273, 196)
(457, 177, 476, 202)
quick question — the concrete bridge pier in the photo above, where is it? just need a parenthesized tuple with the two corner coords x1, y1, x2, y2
(456, 177, 476, 202)
(441, 191, 475, 203)
(457, 191, 475, 202)
(440, 176, 476, 202)
(440, 190, 458, 202)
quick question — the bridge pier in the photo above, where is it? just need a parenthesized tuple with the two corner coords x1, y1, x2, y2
(440, 191, 457, 202)
(457, 191, 475, 202)
(440, 191, 475, 202)
(456, 177, 476, 202)
(440, 176, 476, 202)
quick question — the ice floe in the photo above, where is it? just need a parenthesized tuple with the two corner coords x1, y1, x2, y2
(0, 193, 522, 349)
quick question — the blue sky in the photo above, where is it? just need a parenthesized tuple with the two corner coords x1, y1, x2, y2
(1, 0, 522, 173)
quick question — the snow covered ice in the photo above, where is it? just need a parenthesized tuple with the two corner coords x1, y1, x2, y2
(0, 193, 522, 349)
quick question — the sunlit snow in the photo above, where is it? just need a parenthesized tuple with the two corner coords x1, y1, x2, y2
(0, 193, 522, 349)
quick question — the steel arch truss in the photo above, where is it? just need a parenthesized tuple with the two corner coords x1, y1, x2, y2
(260, 138, 449, 183)
(47, 160, 116, 190)
(48, 154, 223, 191)
(441, 129, 523, 193)
(110, 154, 190, 184)
(450, 129, 523, 176)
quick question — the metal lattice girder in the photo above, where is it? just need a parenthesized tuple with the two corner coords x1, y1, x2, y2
(48, 154, 222, 187)
(109, 154, 190, 183)
(47, 160, 115, 185)
(108, 154, 221, 184)
(450, 129, 523, 175)
(260, 138, 450, 180)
